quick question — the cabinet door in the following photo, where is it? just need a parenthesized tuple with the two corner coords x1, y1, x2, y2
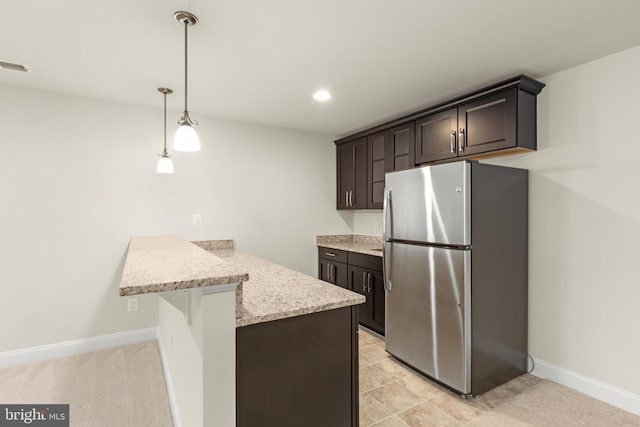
(387, 122, 415, 172)
(368, 132, 387, 209)
(336, 144, 353, 210)
(319, 259, 349, 289)
(333, 261, 349, 289)
(368, 270, 386, 335)
(348, 265, 371, 326)
(458, 89, 516, 156)
(318, 259, 332, 283)
(352, 138, 368, 209)
(415, 108, 458, 164)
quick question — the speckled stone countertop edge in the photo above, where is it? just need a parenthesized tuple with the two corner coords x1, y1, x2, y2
(237, 297, 365, 327)
(119, 273, 250, 297)
(119, 236, 250, 297)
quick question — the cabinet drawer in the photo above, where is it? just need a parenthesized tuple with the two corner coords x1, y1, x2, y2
(318, 247, 349, 263)
(348, 252, 383, 271)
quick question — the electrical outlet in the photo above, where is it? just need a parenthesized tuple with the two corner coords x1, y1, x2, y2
(127, 298, 138, 312)
(192, 213, 202, 225)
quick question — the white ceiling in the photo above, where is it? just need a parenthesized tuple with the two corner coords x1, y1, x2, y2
(2, 0, 640, 137)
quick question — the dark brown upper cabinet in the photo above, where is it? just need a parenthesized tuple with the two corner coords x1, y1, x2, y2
(415, 108, 458, 164)
(367, 123, 415, 209)
(367, 132, 386, 209)
(457, 89, 517, 156)
(386, 122, 415, 172)
(337, 138, 367, 210)
(415, 89, 519, 162)
(335, 75, 544, 210)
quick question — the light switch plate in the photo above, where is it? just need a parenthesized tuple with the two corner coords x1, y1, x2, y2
(193, 213, 202, 225)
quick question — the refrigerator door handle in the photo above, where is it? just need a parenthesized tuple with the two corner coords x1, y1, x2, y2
(383, 241, 392, 292)
(382, 187, 392, 241)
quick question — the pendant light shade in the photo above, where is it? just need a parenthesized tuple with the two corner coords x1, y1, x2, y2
(157, 156, 174, 174)
(157, 87, 174, 174)
(173, 11, 200, 152)
(174, 122, 200, 152)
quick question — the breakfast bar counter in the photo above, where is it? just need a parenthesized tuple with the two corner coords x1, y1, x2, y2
(119, 236, 364, 427)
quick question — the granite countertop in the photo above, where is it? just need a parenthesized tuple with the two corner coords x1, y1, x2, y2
(316, 234, 384, 257)
(120, 236, 365, 328)
(206, 248, 366, 327)
(119, 236, 249, 296)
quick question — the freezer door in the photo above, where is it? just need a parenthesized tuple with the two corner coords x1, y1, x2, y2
(384, 162, 470, 246)
(384, 241, 471, 394)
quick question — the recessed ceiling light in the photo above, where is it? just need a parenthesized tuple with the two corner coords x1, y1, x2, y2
(313, 90, 332, 101)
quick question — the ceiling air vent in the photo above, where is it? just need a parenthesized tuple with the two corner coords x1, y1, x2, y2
(0, 60, 29, 72)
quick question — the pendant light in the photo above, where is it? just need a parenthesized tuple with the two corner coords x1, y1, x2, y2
(173, 11, 200, 152)
(157, 87, 175, 174)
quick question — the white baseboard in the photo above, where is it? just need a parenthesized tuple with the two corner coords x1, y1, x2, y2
(0, 327, 157, 369)
(155, 327, 182, 427)
(532, 358, 640, 416)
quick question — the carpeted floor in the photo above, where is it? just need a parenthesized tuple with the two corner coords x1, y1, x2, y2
(0, 342, 172, 427)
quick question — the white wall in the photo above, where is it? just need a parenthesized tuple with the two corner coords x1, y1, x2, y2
(0, 85, 352, 353)
(352, 211, 382, 236)
(486, 44, 640, 395)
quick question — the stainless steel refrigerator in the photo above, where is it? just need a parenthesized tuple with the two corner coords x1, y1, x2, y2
(383, 161, 528, 396)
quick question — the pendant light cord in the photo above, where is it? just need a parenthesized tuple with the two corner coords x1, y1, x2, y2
(163, 92, 167, 151)
(184, 21, 188, 113)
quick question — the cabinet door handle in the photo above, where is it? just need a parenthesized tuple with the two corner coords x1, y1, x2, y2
(349, 190, 353, 207)
(367, 272, 371, 292)
(345, 191, 349, 206)
(331, 264, 335, 282)
(324, 252, 336, 257)
(458, 128, 465, 152)
(326, 263, 330, 281)
(362, 271, 367, 292)
(450, 130, 456, 153)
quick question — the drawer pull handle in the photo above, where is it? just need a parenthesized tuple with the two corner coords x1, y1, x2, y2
(324, 253, 336, 257)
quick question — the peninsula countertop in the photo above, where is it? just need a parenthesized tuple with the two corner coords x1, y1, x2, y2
(119, 236, 249, 296)
(120, 236, 365, 328)
(205, 248, 365, 327)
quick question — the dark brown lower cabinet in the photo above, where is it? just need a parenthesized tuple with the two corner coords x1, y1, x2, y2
(236, 307, 359, 427)
(319, 259, 348, 288)
(318, 247, 349, 288)
(319, 248, 386, 335)
(348, 265, 385, 336)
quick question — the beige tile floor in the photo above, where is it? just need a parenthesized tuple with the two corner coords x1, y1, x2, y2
(357, 327, 640, 427)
